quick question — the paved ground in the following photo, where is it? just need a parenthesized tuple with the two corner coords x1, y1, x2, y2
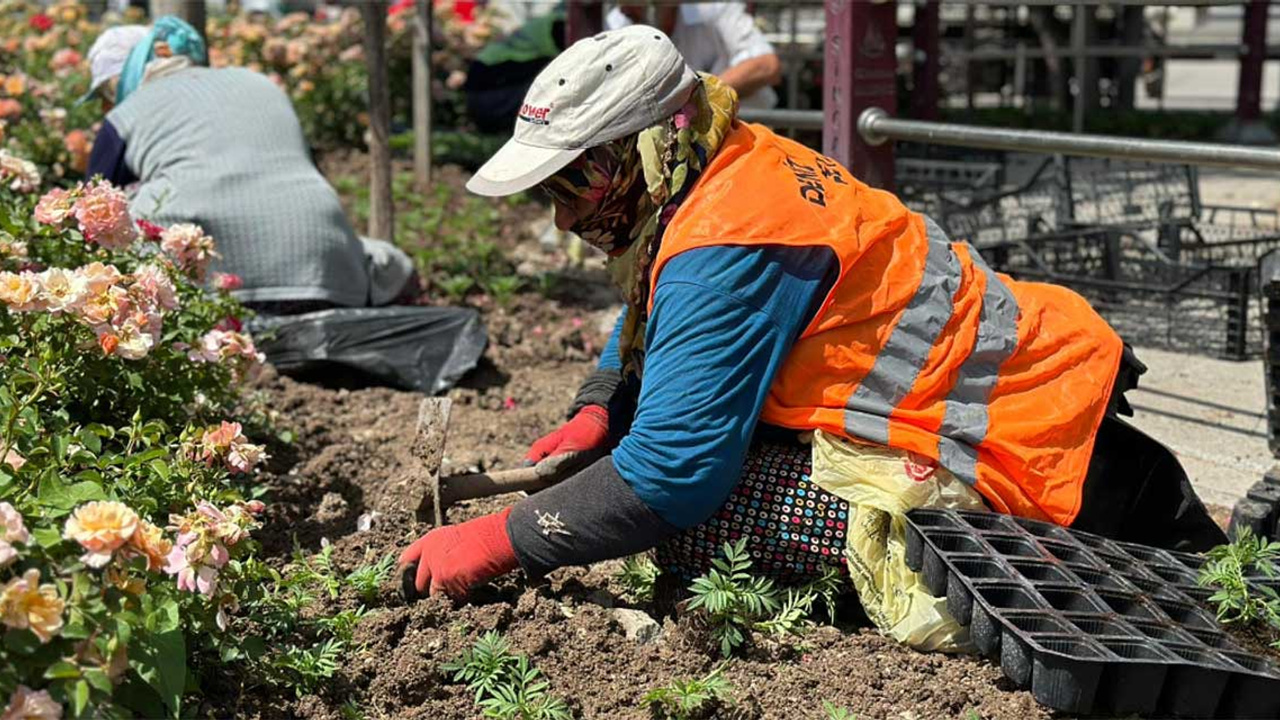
(1127, 347, 1272, 508)
(1124, 173, 1280, 509)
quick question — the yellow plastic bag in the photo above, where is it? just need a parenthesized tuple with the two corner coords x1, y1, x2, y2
(809, 429, 988, 652)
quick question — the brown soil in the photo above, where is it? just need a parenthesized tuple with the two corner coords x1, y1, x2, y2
(224, 163, 1051, 719)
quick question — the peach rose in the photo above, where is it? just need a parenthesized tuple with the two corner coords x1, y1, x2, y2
(75, 262, 122, 294)
(75, 284, 129, 328)
(0, 150, 39, 193)
(126, 519, 172, 572)
(33, 188, 73, 225)
(36, 268, 86, 314)
(63, 130, 89, 175)
(0, 685, 62, 720)
(0, 100, 19, 121)
(72, 182, 136, 251)
(64, 501, 140, 568)
(0, 271, 42, 312)
(131, 264, 178, 312)
(0, 569, 65, 643)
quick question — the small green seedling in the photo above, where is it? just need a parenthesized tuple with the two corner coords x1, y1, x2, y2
(1198, 528, 1280, 645)
(687, 539, 844, 656)
(346, 554, 396, 603)
(822, 701, 856, 720)
(443, 631, 572, 719)
(616, 555, 661, 603)
(643, 664, 734, 719)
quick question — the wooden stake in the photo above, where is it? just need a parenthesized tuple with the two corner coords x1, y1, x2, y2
(412, 0, 434, 190)
(362, 0, 395, 242)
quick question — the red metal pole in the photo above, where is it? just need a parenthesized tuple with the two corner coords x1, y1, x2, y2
(566, 0, 603, 45)
(825, 0, 898, 191)
(911, 0, 941, 121)
(1238, 0, 1270, 123)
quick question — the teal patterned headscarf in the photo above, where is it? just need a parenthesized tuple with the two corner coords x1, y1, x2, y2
(116, 16, 207, 104)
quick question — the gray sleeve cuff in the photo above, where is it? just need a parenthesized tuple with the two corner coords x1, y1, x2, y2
(507, 455, 677, 577)
(567, 367, 623, 418)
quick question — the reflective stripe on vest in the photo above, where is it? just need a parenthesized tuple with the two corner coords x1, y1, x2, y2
(936, 253, 1021, 484)
(844, 216, 1022, 485)
(843, 217, 959, 445)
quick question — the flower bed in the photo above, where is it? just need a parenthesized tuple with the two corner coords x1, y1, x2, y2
(0, 0, 499, 169)
(0, 152, 290, 716)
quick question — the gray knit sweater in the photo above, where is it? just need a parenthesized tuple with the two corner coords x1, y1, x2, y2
(108, 67, 370, 306)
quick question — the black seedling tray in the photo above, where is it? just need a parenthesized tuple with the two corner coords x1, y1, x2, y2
(1230, 465, 1280, 541)
(904, 508, 1280, 718)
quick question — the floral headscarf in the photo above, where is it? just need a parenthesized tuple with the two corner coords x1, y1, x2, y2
(540, 73, 739, 374)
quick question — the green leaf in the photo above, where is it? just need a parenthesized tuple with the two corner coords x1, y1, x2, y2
(37, 475, 107, 510)
(73, 679, 90, 716)
(148, 459, 171, 482)
(31, 526, 63, 548)
(77, 428, 101, 455)
(134, 626, 185, 717)
(148, 598, 181, 635)
(44, 660, 80, 680)
(84, 668, 113, 693)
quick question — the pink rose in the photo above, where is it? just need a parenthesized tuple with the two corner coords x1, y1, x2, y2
(213, 273, 243, 291)
(34, 188, 73, 225)
(73, 182, 136, 251)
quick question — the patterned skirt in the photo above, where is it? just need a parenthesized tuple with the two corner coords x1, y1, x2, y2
(653, 441, 851, 584)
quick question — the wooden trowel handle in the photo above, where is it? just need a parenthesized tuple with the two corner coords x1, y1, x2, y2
(439, 461, 578, 505)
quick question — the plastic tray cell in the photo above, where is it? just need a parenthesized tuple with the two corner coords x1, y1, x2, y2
(1158, 644, 1236, 718)
(1218, 652, 1280, 719)
(983, 534, 1044, 559)
(1036, 538, 1101, 567)
(1027, 636, 1108, 715)
(1094, 639, 1177, 715)
(1061, 612, 1139, 639)
(904, 507, 1280, 718)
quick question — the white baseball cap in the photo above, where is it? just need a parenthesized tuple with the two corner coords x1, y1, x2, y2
(466, 25, 698, 197)
(81, 25, 149, 103)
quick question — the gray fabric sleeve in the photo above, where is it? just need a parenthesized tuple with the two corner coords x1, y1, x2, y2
(507, 455, 678, 577)
(567, 367, 623, 418)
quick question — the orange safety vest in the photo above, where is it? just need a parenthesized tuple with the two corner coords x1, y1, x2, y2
(648, 122, 1124, 525)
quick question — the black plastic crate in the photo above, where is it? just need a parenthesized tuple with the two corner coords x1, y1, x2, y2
(1228, 465, 1280, 541)
(904, 508, 1280, 717)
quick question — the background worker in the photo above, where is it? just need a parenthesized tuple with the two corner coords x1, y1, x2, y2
(399, 27, 1225, 647)
(84, 19, 417, 314)
(607, 2, 781, 109)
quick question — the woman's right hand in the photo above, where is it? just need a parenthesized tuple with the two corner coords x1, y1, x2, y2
(525, 405, 610, 464)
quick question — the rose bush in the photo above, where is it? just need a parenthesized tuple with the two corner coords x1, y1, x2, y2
(1, 0, 505, 164)
(0, 159, 288, 717)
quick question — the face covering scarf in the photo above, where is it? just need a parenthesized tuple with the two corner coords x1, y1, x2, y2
(540, 73, 739, 376)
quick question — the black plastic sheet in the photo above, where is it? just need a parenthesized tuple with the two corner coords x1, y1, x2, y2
(248, 305, 488, 394)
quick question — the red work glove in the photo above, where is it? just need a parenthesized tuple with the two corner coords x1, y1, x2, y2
(525, 405, 609, 464)
(398, 507, 517, 599)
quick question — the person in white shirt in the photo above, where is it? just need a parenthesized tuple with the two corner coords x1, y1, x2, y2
(606, 3, 781, 109)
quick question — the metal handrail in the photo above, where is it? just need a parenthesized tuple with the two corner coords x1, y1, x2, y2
(857, 108, 1280, 173)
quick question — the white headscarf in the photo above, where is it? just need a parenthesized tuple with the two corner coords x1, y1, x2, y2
(83, 25, 149, 102)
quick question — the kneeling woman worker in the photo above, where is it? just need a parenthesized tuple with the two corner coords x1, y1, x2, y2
(401, 26, 1224, 646)
(84, 18, 414, 313)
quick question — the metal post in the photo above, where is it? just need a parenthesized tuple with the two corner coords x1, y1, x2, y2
(1116, 5, 1144, 111)
(964, 3, 976, 114)
(184, 0, 206, 48)
(1222, 0, 1278, 143)
(412, 0, 433, 190)
(362, 0, 395, 243)
(911, 0, 940, 120)
(825, 0, 897, 191)
(565, 0, 603, 45)
(1071, 3, 1088, 133)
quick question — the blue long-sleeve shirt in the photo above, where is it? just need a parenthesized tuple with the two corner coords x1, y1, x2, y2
(604, 244, 837, 529)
